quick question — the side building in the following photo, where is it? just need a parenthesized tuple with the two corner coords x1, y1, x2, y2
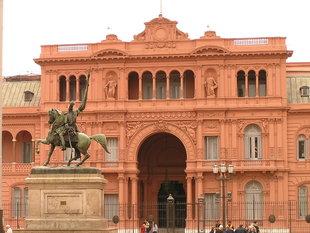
(2, 15, 310, 232)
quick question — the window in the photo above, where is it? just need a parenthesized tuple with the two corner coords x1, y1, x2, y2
(12, 188, 21, 218)
(237, 71, 245, 97)
(205, 193, 220, 220)
(258, 70, 267, 96)
(183, 70, 195, 99)
(244, 125, 262, 159)
(24, 188, 28, 217)
(24, 91, 34, 102)
(300, 86, 309, 97)
(298, 135, 306, 160)
(156, 71, 167, 99)
(69, 76, 77, 101)
(298, 186, 308, 218)
(170, 71, 180, 99)
(59, 76, 66, 101)
(248, 70, 256, 97)
(204, 136, 218, 160)
(22, 142, 32, 163)
(245, 181, 263, 220)
(79, 75, 87, 101)
(106, 138, 118, 162)
(142, 72, 153, 100)
(104, 194, 119, 219)
(128, 72, 139, 100)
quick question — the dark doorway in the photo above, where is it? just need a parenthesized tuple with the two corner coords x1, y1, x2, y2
(158, 181, 186, 228)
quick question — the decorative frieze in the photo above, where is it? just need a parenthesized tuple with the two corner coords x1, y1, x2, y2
(126, 111, 196, 120)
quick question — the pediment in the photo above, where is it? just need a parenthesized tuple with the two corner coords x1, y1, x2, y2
(92, 49, 128, 57)
(191, 46, 230, 55)
(133, 15, 189, 42)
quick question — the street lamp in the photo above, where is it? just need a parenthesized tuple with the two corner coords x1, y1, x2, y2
(213, 163, 234, 228)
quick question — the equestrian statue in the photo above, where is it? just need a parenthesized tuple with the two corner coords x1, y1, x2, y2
(35, 71, 110, 167)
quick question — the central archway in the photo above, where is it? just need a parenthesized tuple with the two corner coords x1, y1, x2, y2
(137, 132, 186, 227)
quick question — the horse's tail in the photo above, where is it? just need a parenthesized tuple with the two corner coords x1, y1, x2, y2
(89, 134, 110, 153)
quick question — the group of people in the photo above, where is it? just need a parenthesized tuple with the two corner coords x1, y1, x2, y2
(210, 221, 260, 233)
(140, 219, 158, 233)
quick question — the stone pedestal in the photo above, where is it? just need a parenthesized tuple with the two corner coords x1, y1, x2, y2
(17, 166, 116, 233)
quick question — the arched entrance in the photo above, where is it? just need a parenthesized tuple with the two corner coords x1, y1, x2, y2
(138, 132, 186, 227)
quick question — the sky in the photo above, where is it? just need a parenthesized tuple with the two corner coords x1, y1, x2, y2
(3, 0, 310, 76)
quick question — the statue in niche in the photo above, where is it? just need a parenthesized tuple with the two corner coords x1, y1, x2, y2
(204, 72, 218, 97)
(104, 74, 117, 100)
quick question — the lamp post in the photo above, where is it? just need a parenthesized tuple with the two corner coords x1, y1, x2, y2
(213, 164, 234, 228)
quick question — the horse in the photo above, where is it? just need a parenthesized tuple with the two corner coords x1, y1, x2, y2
(35, 108, 110, 167)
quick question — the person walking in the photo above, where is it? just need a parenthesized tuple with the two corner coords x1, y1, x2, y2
(5, 225, 13, 233)
(152, 222, 158, 233)
(235, 224, 247, 233)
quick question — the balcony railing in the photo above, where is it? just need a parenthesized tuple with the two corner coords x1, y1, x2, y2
(203, 159, 281, 171)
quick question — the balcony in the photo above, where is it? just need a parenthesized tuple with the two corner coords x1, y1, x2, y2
(2, 163, 34, 175)
(202, 159, 284, 172)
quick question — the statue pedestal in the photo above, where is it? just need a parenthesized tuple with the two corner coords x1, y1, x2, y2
(17, 166, 116, 233)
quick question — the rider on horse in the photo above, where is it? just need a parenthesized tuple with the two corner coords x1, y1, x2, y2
(52, 71, 90, 150)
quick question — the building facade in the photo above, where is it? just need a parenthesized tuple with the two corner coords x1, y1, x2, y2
(2, 15, 310, 232)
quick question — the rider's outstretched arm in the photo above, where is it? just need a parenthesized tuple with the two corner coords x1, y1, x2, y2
(78, 70, 91, 113)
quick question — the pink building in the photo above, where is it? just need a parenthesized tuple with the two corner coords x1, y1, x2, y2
(2, 15, 310, 232)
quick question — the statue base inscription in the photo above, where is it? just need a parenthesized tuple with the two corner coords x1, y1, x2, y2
(16, 167, 116, 233)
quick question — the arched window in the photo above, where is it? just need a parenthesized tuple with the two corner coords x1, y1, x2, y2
(244, 125, 262, 159)
(170, 70, 180, 99)
(128, 72, 139, 100)
(2, 131, 13, 163)
(16, 130, 33, 163)
(69, 75, 77, 101)
(237, 71, 245, 97)
(79, 75, 87, 101)
(142, 72, 153, 100)
(59, 76, 66, 101)
(298, 186, 308, 218)
(245, 181, 263, 220)
(297, 135, 307, 160)
(156, 71, 167, 99)
(248, 70, 256, 97)
(183, 70, 195, 98)
(259, 70, 267, 96)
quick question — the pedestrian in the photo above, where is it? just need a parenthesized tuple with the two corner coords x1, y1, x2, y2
(215, 225, 224, 233)
(235, 224, 247, 233)
(253, 221, 260, 233)
(5, 225, 13, 233)
(152, 222, 158, 233)
(209, 226, 215, 233)
(145, 219, 151, 233)
(140, 222, 146, 233)
(248, 225, 257, 232)
(226, 226, 234, 233)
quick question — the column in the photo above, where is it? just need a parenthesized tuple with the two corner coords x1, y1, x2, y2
(152, 75, 156, 100)
(167, 74, 170, 99)
(118, 174, 125, 227)
(66, 77, 70, 101)
(255, 72, 259, 97)
(186, 176, 193, 220)
(180, 75, 184, 99)
(245, 74, 248, 97)
(76, 77, 80, 101)
(12, 139, 16, 162)
(196, 173, 204, 199)
(196, 120, 203, 159)
(139, 75, 142, 100)
(131, 175, 139, 220)
(31, 139, 35, 163)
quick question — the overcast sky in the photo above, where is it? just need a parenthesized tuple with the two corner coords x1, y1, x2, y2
(3, 0, 310, 76)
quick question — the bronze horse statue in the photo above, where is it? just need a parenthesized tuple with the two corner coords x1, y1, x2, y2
(35, 108, 110, 167)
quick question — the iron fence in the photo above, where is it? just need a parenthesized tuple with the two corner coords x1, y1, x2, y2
(1, 200, 310, 232)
